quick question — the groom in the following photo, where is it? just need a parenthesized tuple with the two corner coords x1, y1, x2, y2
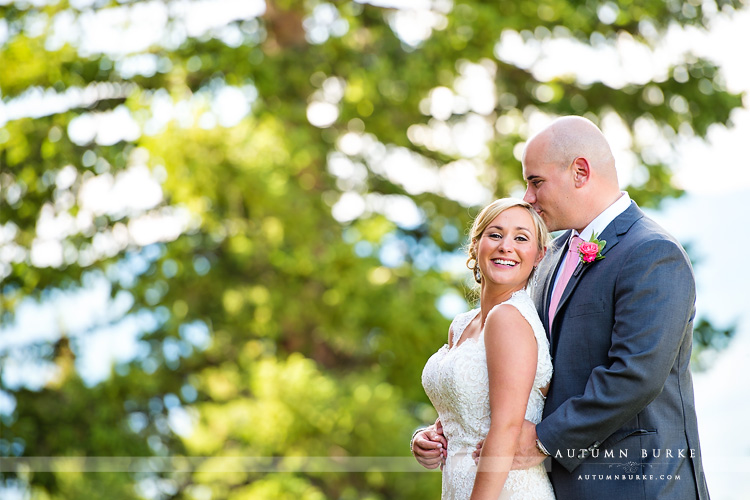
(411, 116, 709, 499)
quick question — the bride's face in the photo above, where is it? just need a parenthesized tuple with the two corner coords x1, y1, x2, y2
(477, 207, 544, 290)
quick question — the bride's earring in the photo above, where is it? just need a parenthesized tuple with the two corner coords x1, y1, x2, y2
(474, 265, 482, 284)
(532, 266, 538, 288)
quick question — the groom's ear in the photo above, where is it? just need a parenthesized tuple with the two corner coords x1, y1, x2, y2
(572, 157, 591, 188)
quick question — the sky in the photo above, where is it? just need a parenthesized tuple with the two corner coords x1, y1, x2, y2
(2, 1, 750, 498)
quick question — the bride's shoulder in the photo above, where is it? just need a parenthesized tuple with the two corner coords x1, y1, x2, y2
(485, 302, 529, 333)
(483, 304, 536, 353)
(485, 291, 538, 337)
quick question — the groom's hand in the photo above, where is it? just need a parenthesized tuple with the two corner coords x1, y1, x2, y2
(512, 420, 547, 470)
(472, 439, 484, 464)
(411, 420, 447, 470)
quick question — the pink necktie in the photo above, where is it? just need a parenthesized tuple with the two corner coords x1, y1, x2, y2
(548, 235, 583, 326)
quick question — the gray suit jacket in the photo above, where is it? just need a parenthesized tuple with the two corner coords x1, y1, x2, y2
(533, 202, 709, 499)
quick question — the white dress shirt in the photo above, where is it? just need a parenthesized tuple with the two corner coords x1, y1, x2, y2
(550, 191, 632, 294)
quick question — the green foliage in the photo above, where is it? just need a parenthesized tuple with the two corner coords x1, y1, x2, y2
(0, 0, 744, 498)
(691, 317, 735, 371)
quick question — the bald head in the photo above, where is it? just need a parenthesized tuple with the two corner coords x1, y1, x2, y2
(522, 116, 624, 232)
(528, 116, 618, 187)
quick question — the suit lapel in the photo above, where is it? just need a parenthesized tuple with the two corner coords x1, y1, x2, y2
(537, 231, 570, 335)
(551, 202, 644, 332)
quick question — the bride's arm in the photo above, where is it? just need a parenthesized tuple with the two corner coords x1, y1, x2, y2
(470, 304, 537, 500)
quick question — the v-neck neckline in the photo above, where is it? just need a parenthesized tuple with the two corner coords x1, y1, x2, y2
(452, 308, 482, 350)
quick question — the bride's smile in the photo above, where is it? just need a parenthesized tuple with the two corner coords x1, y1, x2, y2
(477, 206, 544, 296)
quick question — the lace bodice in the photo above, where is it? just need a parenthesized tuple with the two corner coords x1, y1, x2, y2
(422, 290, 555, 500)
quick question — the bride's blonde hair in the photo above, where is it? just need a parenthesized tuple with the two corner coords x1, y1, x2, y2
(466, 198, 549, 284)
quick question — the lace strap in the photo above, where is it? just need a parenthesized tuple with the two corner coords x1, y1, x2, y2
(500, 292, 550, 350)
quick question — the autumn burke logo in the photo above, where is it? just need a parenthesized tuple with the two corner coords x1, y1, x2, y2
(553, 448, 697, 459)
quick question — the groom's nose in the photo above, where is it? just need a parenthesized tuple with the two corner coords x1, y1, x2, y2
(523, 187, 535, 204)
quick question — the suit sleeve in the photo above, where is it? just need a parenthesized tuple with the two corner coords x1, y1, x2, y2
(536, 236, 696, 472)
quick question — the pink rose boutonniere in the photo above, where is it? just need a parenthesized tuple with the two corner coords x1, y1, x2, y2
(578, 232, 606, 264)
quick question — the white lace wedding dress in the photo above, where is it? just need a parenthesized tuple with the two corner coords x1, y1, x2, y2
(422, 290, 555, 500)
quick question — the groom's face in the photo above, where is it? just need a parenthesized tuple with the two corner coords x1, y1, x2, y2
(522, 150, 575, 232)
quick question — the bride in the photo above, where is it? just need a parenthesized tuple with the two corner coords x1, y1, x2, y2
(418, 198, 556, 500)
